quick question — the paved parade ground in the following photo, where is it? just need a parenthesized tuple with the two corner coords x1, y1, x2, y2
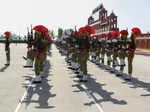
(0, 43, 150, 112)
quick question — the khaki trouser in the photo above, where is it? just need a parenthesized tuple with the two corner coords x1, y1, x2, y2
(118, 50, 126, 71)
(34, 53, 45, 76)
(128, 53, 134, 74)
(80, 52, 89, 75)
(106, 50, 112, 66)
(6, 47, 10, 61)
(76, 51, 80, 67)
(101, 47, 105, 64)
(72, 51, 76, 63)
(27, 49, 36, 61)
(96, 49, 100, 60)
(112, 50, 118, 68)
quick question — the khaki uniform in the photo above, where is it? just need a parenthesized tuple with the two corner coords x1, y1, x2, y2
(5, 37, 11, 64)
(78, 37, 90, 77)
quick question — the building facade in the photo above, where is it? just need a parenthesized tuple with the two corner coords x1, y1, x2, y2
(136, 34, 150, 49)
(88, 4, 119, 36)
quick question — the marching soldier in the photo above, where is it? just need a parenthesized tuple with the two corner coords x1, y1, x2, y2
(95, 36, 101, 65)
(125, 27, 141, 80)
(111, 31, 120, 73)
(100, 34, 106, 66)
(24, 27, 35, 68)
(4, 31, 12, 66)
(96, 36, 101, 65)
(117, 30, 128, 76)
(105, 33, 113, 70)
(96, 35, 102, 65)
(91, 37, 98, 63)
(77, 26, 95, 82)
(32, 25, 51, 83)
(70, 32, 80, 70)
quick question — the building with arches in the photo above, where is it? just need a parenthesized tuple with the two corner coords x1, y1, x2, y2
(88, 3, 119, 36)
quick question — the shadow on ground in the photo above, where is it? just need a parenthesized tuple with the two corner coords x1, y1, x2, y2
(90, 61, 150, 97)
(0, 65, 9, 72)
(72, 74, 127, 106)
(120, 74, 150, 97)
(22, 60, 56, 109)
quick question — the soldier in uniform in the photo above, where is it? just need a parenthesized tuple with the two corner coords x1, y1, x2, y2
(105, 33, 113, 70)
(99, 34, 106, 66)
(32, 25, 50, 83)
(70, 32, 80, 71)
(39, 32, 52, 78)
(4, 31, 12, 66)
(95, 36, 101, 65)
(24, 27, 35, 68)
(77, 26, 95, 82)
(125, 28, 141, 80)
(93, 37, 100, 65)
(91, 37, 98, 63)
(111, 31, 120, 73)
(117, 30, 128, 76)
(89, 36, 95, 62)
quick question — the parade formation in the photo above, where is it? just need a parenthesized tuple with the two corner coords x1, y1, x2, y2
(0, 3, 149, 112)
(1, 22, 150, 112)
(1, 0, 150, 111)
(56, 26, 141, 82)
(1, 25, 141, 83)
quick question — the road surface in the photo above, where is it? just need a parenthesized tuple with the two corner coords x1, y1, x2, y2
(0, 43, 150, 112)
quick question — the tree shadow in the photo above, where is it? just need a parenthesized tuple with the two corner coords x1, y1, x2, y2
(72, 74, 127, 106)
(0, 65, 9, 72)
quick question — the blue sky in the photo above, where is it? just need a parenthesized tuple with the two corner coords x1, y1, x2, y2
(0, 0, 149, 35)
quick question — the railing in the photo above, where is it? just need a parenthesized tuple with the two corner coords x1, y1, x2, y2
(0, 40, 26, 43)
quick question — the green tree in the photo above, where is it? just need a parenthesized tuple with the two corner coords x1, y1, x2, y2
(58, 28, 63, 38)
(49, 30, 55, 39)
(64, 29, 74, 35)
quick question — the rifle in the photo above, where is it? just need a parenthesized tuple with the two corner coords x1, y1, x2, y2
(30, 24, 33, 41)
(26, 25, 34, 48)
(27, 27, 30, 48)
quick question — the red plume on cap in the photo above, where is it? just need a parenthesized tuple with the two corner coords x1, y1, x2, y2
(120, 30, 128, 36)
(4, 32, 11, 36)
(107, 33, 112, 37)
(78, 27, 86, 33)
(33, 25, 48, 33)
(105, 33, 108, 37)
(132, 27, 142, 35)
(85, 26, 95, 34)
(102, 33, 107, 38)
(78, 26, 95, 36)
(78, 27, 86, 36)
(103, 33, 108, 38)
(44, 32, 52, 41)
(111, 31, 120, 37)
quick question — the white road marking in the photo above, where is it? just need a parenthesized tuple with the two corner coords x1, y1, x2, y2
(81, 84, 104, 112)
(14, 79, 34, 112)
(14, 54, 51, 112)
